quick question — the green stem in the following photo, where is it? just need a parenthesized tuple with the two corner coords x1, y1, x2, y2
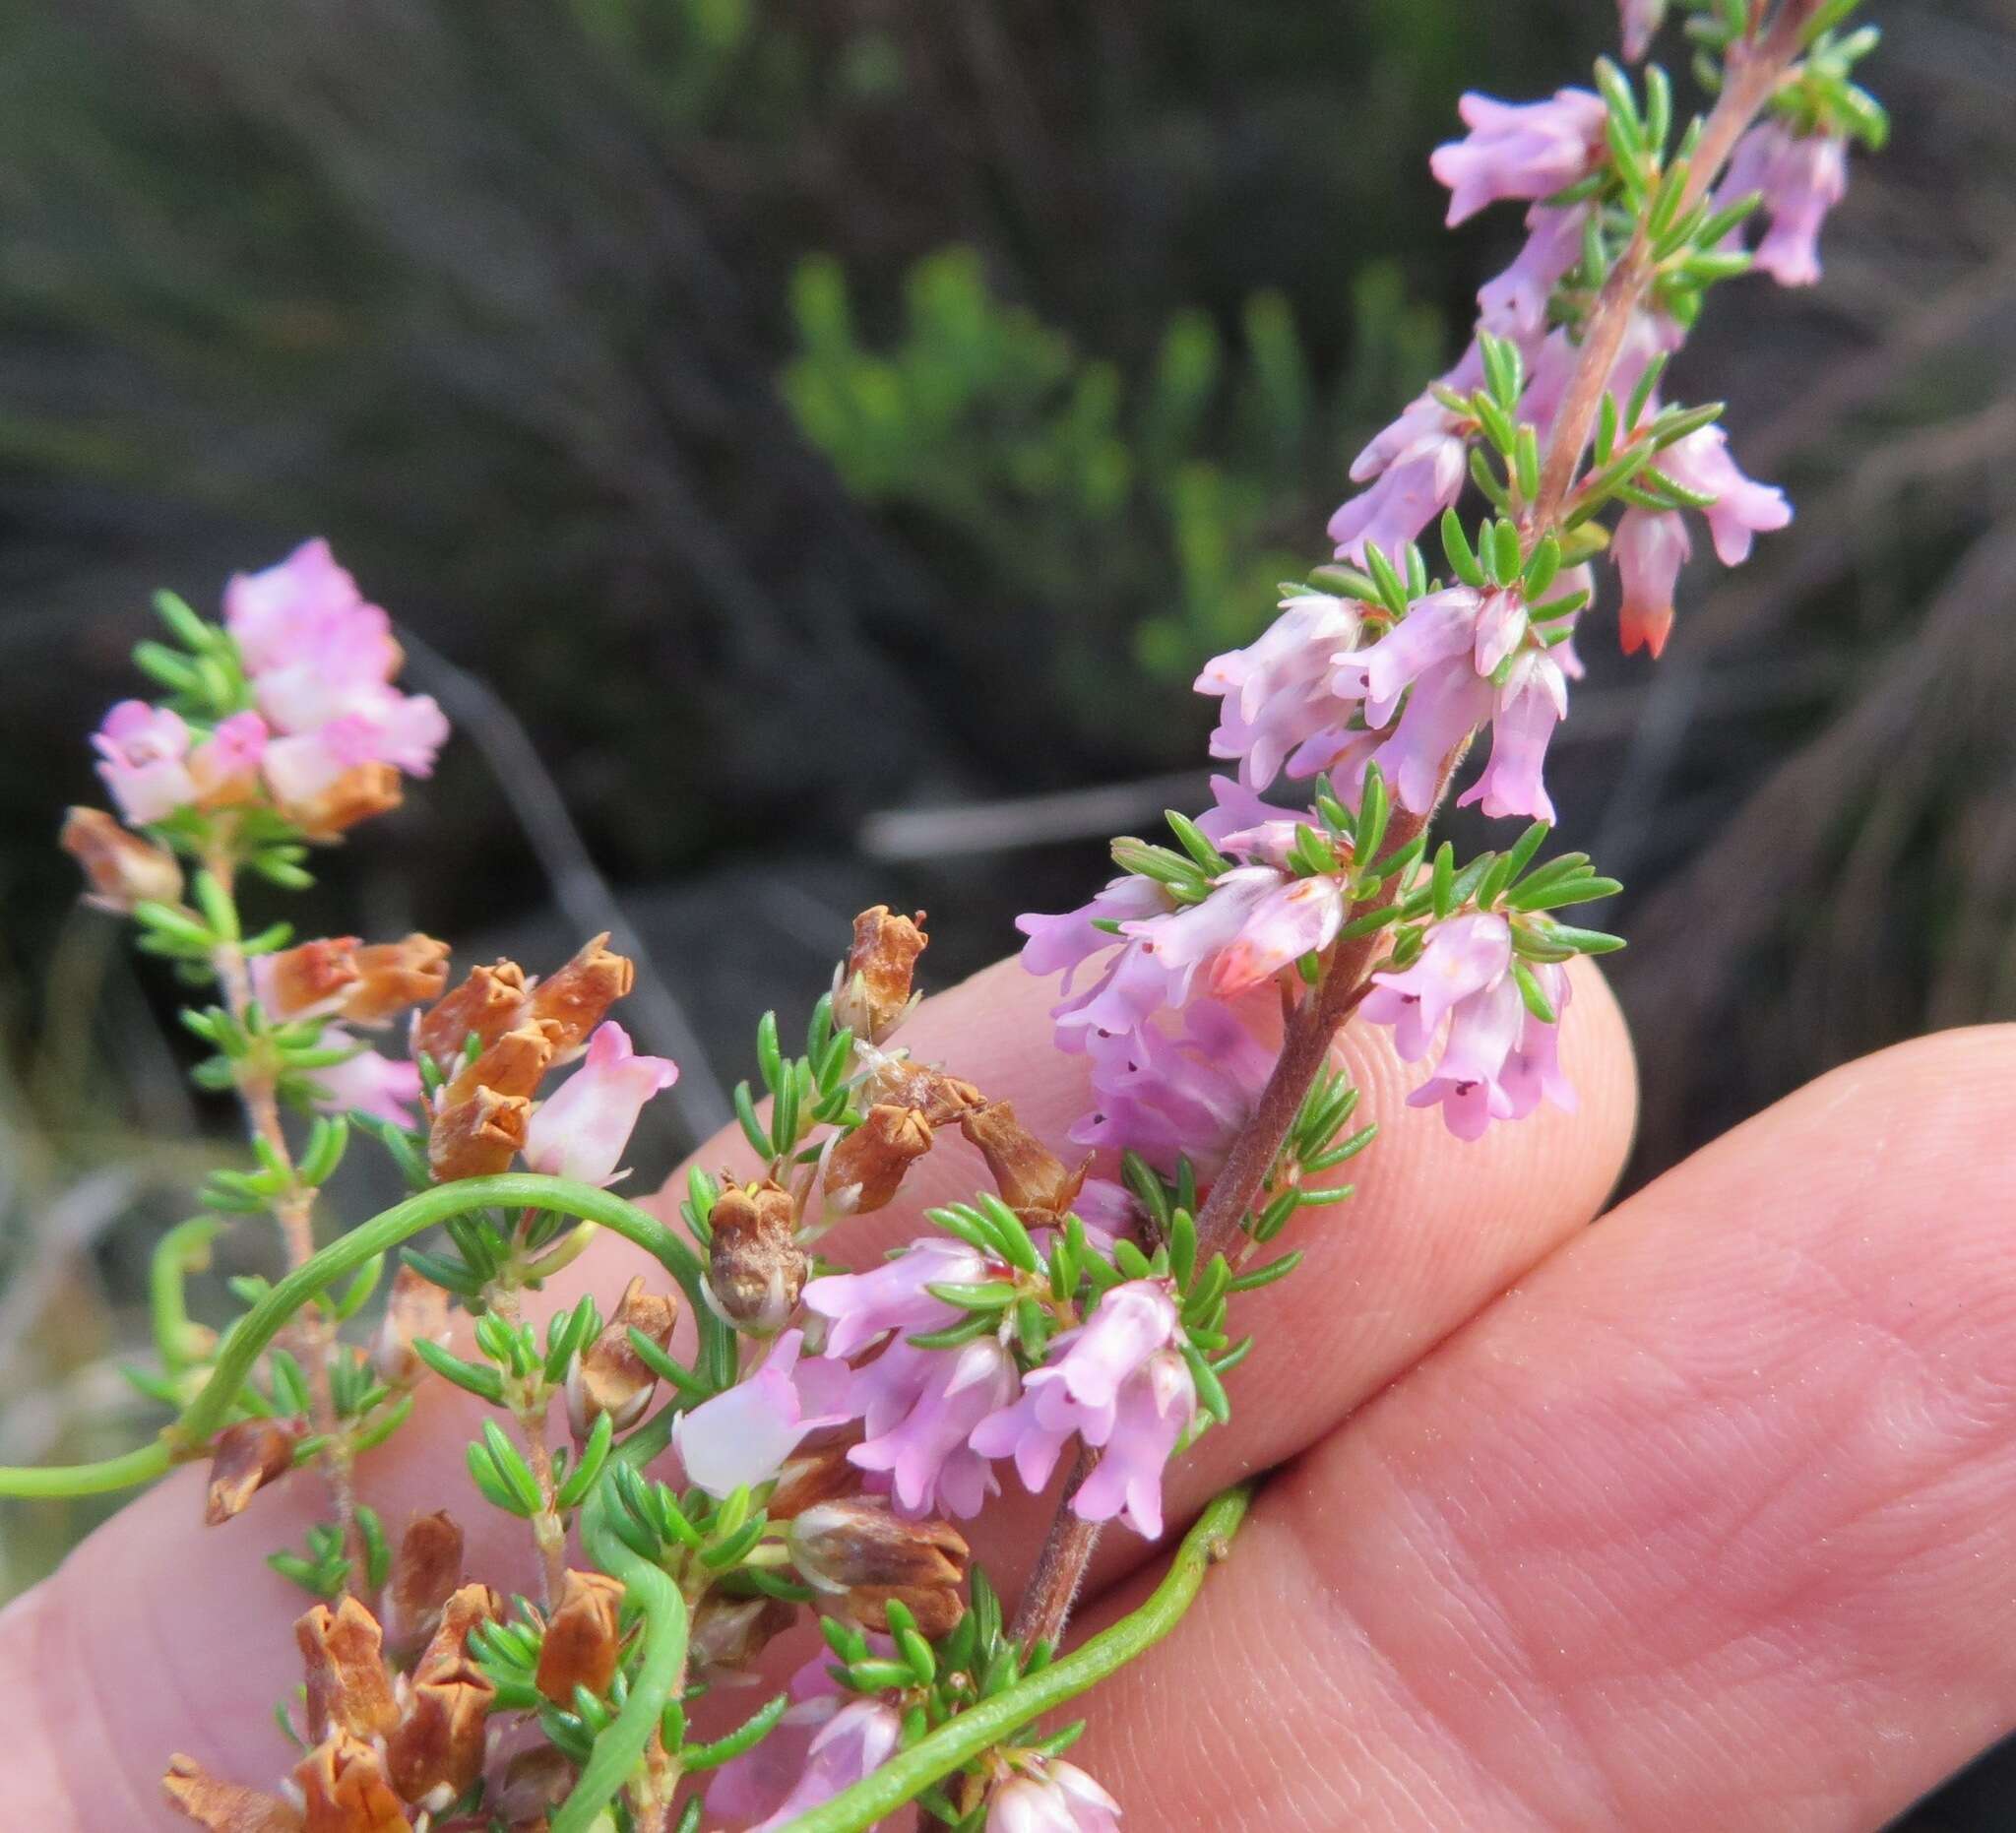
(0, 1171, 724, 1496)
(0, 1441, 173, 1498)
(778, 1485, 1254, 1833)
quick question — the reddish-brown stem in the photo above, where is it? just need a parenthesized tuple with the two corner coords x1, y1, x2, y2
(205, 848, 365, 1591)
(1007, 1, 1825, 1662)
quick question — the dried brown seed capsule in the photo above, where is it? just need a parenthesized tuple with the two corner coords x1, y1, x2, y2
(372, 1265, 451, 1389)
(823, 1103, 934, 1218)
(787, 1497, 969, 1637)
(292, 1733, 409, 1833)
(833, 906, 927, 1044)
(413, 1583, 502, 1685)
(386, 1671, 492, 1809)
(296, 1596, 399, 1743)
(437, 1020, 555, 1108)
(535, 1570, 626, 1704)
(61, 806, 184, 913)
(410, 959, 529, 1067)
(342, 934, 451, 1029)
(384, 1510, 464, 1650)
(766, 1440, 863, 1520)
(278, 762, 404, 842)
(204, 1418, 300, 1525)
(961, 1099, 1089, 1222)
(706, 1178, 806, 1335)
(566, 1275, 678, 1439)
(163, 1754, 304, 1831)
(527, 931, 634, 1054)
(857, 1047, 980, 1125)
(426, 1084, 530, 1183)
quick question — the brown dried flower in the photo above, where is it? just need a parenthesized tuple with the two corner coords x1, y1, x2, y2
(438, 1020, 555, 1108)
(205, 1418, 301, 1526)
(163, 1755, 303, 1832)
(787, 1497, 969, 1637)
(832, 906, 927, 1044)
(60, 806, 184, 913)
(257, 937, 363, 1021)
(535, 1570, 627, 1704)
(386, 1674, 491, 1809)
(961, 1099, 1089, 1222)
(766, 1440, 864, 1520)
(342, 934, 451, 1029)
(526, 931, 634, 1054)
(413, 1583, 502, 1684)
(278, 762, 404, 842)
(427, 1084, 530, 1183)
(491, 1747, 576, 1826)
(372, 1265, 451, 1389)
(706, 1178, 805, 1335)
(410, 959, 529, 1067)
(384, 1511, 464, 1650)
(566, 1275, 677, 1439)
(823, 1103, 934, 1217)
(688, 1595, 799, 1675)
(296, 1596, 399, 1743)
(292, 1733, 410, 1833)
(857, 1048, 979, 1125)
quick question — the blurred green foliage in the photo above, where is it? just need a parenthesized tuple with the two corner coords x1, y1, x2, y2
(782, 247, 1442, 674)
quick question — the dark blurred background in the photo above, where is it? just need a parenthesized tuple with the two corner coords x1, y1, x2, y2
(0, 0, 2012, 1821)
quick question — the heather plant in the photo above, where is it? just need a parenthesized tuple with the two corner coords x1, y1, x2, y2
(0, 2, 1885, 1828)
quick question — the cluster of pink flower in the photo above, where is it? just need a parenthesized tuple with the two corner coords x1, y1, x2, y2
(672, 1250, 1198, 1544)
(94, 539, 447, 833)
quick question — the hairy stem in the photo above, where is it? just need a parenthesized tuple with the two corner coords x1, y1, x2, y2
(1008, 1443, 1103, 1650)
(779, 1486, 1252, 1833)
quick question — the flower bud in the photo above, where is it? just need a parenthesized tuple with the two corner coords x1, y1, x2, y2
(823, 1104, 934, 1217)
(296, 1596, 399, 1743)
(373, 1265, 451, 1388)
(566, 1274, 678, 1439)
(254, 937, 362, 1022)
(527, 931, 634, 1054)
(292, 1732, 409, 1833)
(705, 1178, 806, 1336)
(385, 1510, 463, 1651)
(162, 1754, 302, 1831)
(688, 1595, 799, 1676)
(427, 1084, 530, 1183)
(342, 934, 452, 1029)
(204, 1417, 301, 1525)
(410, 958, 529, 1067)
(832, 906, 927, 1044)
(961, 1099, 1089, 1222)
(535, 1570, 626, 1704)
(276, 760, 404, 841)
(59, 807, 183, 913)
(787, 1497, 969, 1638)
(438, 1020, 555, 1108)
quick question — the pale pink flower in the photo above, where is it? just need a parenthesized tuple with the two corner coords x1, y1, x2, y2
(1458, 650, 1568, 824)
(1406, 970, 1528, 1140)
(1660, 426, 1791, 565)
(708, 1646, 885, 1826)
(187, 711, 269, 803)
(1196, 592, 1365, 789)
(672, 1329, 852, 1499)
(1612, 507, 1690, 657)
(1501, 961, 1577, 1121)
(522, 1021, 676, 1185)
(1361, 913, 1514, 1060)
(745, 1699, 902, 1833)
(1073, 998, 1275, 1179)
(1017, 873, 1176, 987)
(1070, 1350, 1195, 1539)
(223, 538, 368, 674)
(1192, 774, 1280, 845)
(1720, 123, 1849, 287)
(1201, 873, 1347, 997)
(1430, 90, 1608, 226)
(1329, 402, 1469, 569)
(988, 1760, 1123, 1833)
(306, 1027, 423, 1126)
(1619, 0, 1667, 59)
(1478, 206, 1587, 348)
(849, 1336, 1018, 1519)
(93, 701, 195, 825)
(803, 1237, 994, 1360)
